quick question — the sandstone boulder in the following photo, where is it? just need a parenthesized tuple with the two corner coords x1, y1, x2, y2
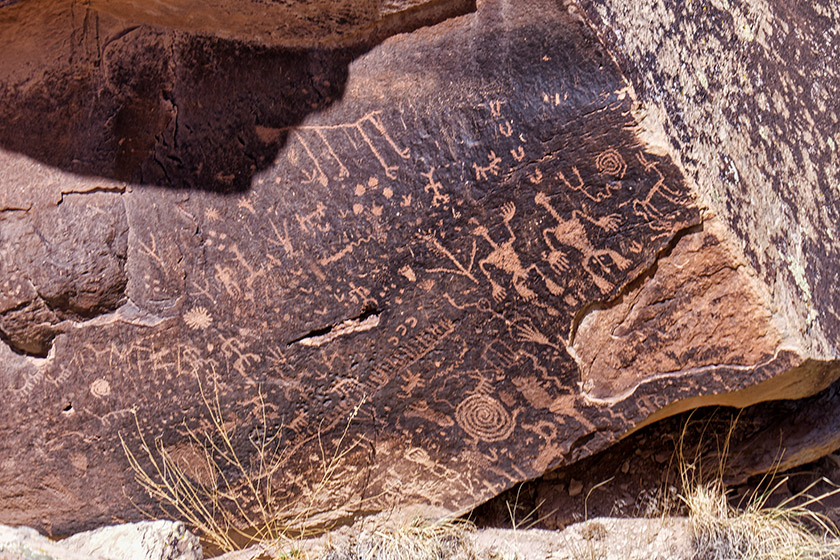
(0, 0, 838, 536)
(0, 521, 200, 560)
(576, 0, 840, 363)
(62, 521, 202, 560)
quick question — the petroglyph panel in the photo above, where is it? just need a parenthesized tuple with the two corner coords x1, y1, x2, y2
(0, 0, 815, 534)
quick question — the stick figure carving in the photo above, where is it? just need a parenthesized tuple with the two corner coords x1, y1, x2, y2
(472, 203, 562, 301)
(473, 203, 536, 301)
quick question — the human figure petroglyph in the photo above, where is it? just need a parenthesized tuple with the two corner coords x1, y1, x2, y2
(534, 189, 631, 294)
(472, 203, 562, 301)
(473, 151, 502, 181)
(398, 370, 426, 398)
(486, 99, 505, 118)
(420, 166, 450, 207)
(228, 245, 268, 297)
(542, 91, 564, 106)
(295, 202, 328, 234)
(472, 203, 533, 301)
(284, 111, 410, 185)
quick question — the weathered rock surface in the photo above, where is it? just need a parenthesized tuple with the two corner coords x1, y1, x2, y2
(1, 524, 94, 560)
(229, 516, 695, 560)
(576, 0, 840, 361)
(62, 521, 202, 560)
(0, 0, 838, 536)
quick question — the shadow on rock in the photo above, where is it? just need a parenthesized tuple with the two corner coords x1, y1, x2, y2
(0, 0, 474, 193)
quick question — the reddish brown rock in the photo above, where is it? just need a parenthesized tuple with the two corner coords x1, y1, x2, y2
(0, 0, 837, 537)
(90, 0, 475, 47)
(572, 226, 787, 402)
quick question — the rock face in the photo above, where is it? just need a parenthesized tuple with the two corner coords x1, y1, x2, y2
(0, 0, 838, 535)
(576, 0, 840, 361)
(61, 521, 202, 560)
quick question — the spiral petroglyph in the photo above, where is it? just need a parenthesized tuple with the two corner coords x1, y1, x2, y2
(456, 393, 515, 442)
(595, 148, 627, 178)
(90, 378, 111, 398)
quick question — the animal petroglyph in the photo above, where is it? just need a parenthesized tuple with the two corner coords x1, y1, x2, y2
(627, 152, 688, 228)
(421, 166, 450, 207)
(558, 165, 620, 204)
(473, 151, 502, 181)
(284, 111, 410, 186)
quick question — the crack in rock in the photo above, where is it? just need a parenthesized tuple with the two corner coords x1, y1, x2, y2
(571, 224, 788, 401)
(288, 306, 382, 347)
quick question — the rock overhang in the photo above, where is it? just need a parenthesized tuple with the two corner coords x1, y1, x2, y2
(0, 0, 837, 535)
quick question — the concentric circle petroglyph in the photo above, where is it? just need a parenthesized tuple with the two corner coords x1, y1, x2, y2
(90, 378, 111, 398)
(595, 148, 627, 178)
(456, 393, 515, 442)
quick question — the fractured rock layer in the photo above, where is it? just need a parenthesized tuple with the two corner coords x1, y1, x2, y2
(573, 227, 788, 403)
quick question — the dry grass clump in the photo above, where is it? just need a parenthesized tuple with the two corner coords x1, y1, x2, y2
(318, 518, 476, 560)
(678, 416, 840, 559)
(121, 372, 366, 556)
(685, 477, 840, 560)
